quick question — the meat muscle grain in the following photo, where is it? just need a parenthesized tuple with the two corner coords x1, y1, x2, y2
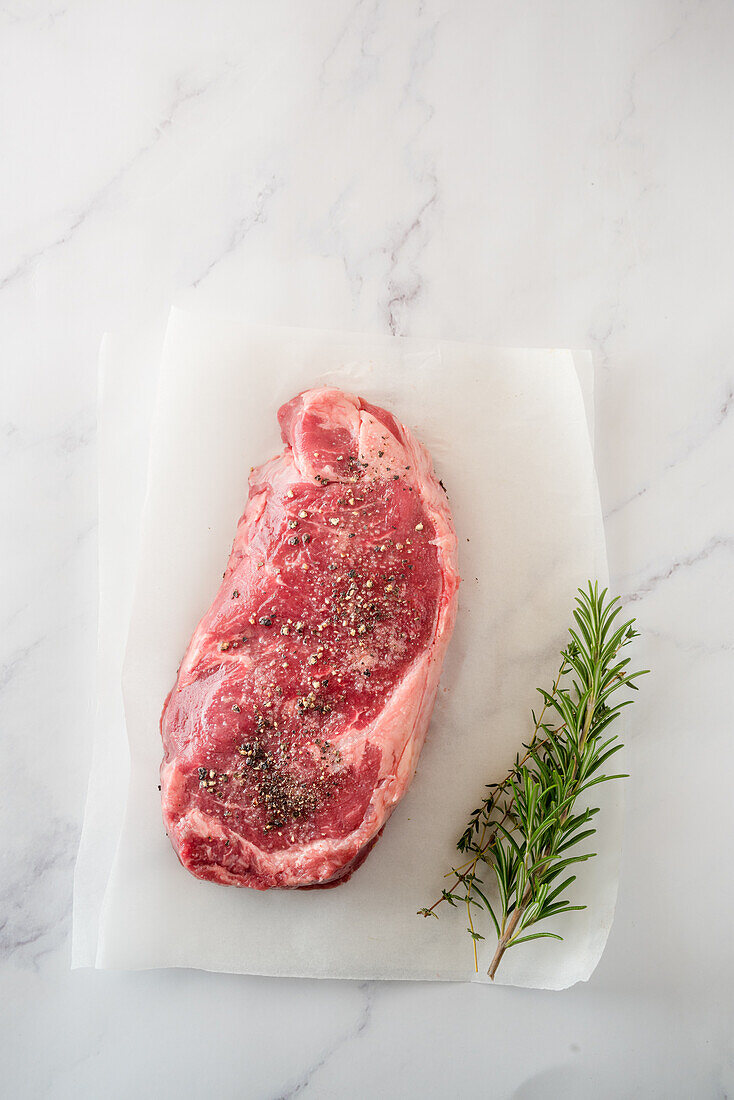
(160, 388, 459, 888)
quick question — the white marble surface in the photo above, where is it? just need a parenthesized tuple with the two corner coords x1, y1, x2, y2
(2, 2, 733, 1096)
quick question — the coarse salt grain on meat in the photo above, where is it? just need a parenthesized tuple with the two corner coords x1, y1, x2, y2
(160, 387, 460, 889)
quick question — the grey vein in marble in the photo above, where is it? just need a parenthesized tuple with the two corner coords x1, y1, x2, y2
(273, 982, 375, 1100)
(605, 382, 734, 518)
(383, 183, 436, 334)
(0, 638, 46, 694)
(0, 74, 224, 292)
(319, 0, 382, 102)
(191, 175, 284, 288)
(622, 535, 734, 604)
(0, 819, 77, 968)
(382, 20, 439, 334)
(0, 2, 68, 29)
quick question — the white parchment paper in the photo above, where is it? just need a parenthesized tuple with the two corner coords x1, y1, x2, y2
(72, 318, 165, 968)
(75, 308, 617, 988)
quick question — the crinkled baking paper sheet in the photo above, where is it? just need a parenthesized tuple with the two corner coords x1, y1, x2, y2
(73, 308, 617, 988)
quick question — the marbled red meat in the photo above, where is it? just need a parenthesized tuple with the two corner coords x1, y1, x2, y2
(160, 388, 459, 888)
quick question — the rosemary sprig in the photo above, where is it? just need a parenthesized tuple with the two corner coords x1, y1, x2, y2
(419, 582, 647, 980)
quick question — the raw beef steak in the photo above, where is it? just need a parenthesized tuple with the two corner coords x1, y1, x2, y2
(160, 388, 460, 888)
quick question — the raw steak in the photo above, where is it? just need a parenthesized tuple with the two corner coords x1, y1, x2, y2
(160, 388, 460, 888)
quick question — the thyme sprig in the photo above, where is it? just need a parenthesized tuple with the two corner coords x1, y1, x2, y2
(419, 583, 646, 980)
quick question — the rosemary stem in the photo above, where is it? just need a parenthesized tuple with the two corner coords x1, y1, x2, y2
(487, 684, 598, 979)
(430, 666, 569, 909)
(487, 881, 532, 980)
(419, 584, 645, 984)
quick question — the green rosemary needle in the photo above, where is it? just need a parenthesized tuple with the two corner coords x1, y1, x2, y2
(419, 582, 647, 980)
